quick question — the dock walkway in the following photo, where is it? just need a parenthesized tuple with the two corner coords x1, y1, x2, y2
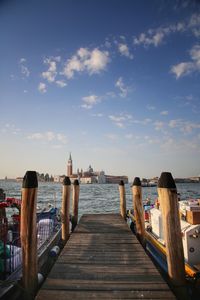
(36, 214, 175, 299)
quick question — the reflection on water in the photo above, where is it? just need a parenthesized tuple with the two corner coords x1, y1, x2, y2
(0, 180, 200, 217)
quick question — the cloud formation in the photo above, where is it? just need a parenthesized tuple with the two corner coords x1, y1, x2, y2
(27, 131, 67, 144)
(118, 43, 133, 59)
(109, 113, 133, 128)
(81, 94, 100, 109)
(63, 48, 109, 79)
(38, 82, 47, 93)
(160, 110, 169, 115)
(133, 13, 200, 48)
(171, 45, 200, 78)
(42, 56, 60, 83)
(115, 77, 129, 97)
(55, 80, 67, 88)
(168, 119, 200, 134)
(19, 58, 30, 77)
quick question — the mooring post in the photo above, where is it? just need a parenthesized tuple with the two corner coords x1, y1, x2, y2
(72, 179, 80, 231)
(157, 172, 187, 299)
(119, 180, 126, 220)
(131, 177, 145, 245)
(21, 171, 38, 300)
(61, 176, 71, 244)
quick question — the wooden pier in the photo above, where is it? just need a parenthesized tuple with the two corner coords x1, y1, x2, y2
(36, 213, 175, 299)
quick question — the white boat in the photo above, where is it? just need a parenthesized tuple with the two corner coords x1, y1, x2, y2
(128, 198, 200, 285)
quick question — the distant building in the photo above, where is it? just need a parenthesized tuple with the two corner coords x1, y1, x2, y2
(16, 177, 23, 182)
(80, 176, 97, 184)
(67, 153, 73, 177)
(105, 175, 128, 184)
(65, 153, 128, 184)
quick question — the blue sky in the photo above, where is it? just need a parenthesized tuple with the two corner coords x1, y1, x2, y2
(0, 0, 200, 180)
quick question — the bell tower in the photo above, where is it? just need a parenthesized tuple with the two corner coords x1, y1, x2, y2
(67, 153, 73, 176)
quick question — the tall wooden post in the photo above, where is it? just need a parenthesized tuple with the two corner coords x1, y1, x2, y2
(21, 171, 38, 300)
(61, 176, 71, 244)
(131, 177, 145, 245)
(119, 180, 126, 220)
(157, 172, 187, 298)
(72, 179, 80, 231)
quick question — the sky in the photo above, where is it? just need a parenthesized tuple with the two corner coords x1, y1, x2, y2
(0, 0, 200, 181)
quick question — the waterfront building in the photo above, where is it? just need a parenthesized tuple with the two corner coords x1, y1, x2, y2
(67, 153, 73, 177)
(66, 153, 128, 184)
(105, 175, 128, 184)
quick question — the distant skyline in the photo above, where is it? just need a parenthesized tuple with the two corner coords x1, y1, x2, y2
(0, 0, 200, 181)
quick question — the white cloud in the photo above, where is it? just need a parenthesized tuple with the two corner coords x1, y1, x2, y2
(85, 48, 109, 74)
(0, 123, 21, 135)
(181, 122, 200, 134)
(170, 62, 194, 78)
(133, 13, 200, 49)
(171, 45, 200, 78)
(38, 82, 47, 94)
(160, 136, 200, 152)
(55, 80, 67, 88)
(27, 131, 67, 144)
(81, 94, 100, 109)
(19, 58, 30, 77)
(63, 48, 109, 79)
(19, 58, 26, 64)
(133, 30, 165, 47)
(109, 113, 133, 128)
(169, 119, 182, 128)
(168, 119, 200, 134)
(146, 105, 156, 111)
(188, 13, 200, 37)
(118, 43, 133, 59)
(154, 121, 165, 131)
(115, 122, 124, 128)
(42, 57, 58, 83)
(115, 77, 128, 98)
(64, 55, 83, 79)
(56, 133, 67, 143)
(105, 133, 118, 141)
(190, 45, 200, 63)
(160, 110, 169, 115)
(27, 132, 43, 140)
(109, 115, 126, 122)
(91, 113, 104, 117)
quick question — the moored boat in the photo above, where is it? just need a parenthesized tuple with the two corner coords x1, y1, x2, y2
(0, 189, 63, 299)
(128, 198, 200, 286)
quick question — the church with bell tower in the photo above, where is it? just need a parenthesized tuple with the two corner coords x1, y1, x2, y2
(67, 153, 73, 176)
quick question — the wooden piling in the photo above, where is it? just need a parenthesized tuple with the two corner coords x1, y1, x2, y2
(72, 179, 80, 231)
(21, 171, 38, 300)
(131, 177, 145, 245)
(119, 180, 126, 220)
(61, 176, 71, 244)
(157, 172, 187, 299)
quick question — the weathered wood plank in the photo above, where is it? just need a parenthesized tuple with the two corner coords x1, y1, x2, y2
(42, 279, 172, 291)
(36, 290, 175, 300)
(36, 214, 175, 299)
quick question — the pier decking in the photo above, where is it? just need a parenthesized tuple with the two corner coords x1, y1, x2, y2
(36, 214, 175, 299)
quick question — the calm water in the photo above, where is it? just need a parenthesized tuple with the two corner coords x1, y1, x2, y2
(0, 180, 200, 218)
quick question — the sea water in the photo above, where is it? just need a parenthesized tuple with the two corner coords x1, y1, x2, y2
(0, 180, 200, 218)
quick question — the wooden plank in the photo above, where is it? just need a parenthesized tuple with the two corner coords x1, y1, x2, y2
(42, 278, 171, 290)
(36, 290, 175, 299)
(36, 213, 175, 299)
